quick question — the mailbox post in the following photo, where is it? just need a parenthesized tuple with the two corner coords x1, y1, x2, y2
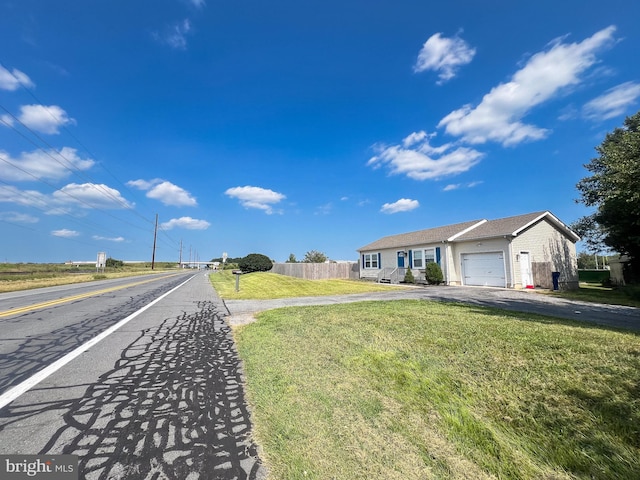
(233, 270, 241, 292)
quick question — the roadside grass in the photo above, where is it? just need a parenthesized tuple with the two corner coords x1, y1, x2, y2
(541, 282, 640, 308)
(0, 262, 179, 292)
(235, 301, 640, 480)
(208, 270, 404, 299)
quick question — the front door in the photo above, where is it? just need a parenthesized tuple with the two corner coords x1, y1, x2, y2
(520, 252, 533, 288)
(397, 251, 405, 268)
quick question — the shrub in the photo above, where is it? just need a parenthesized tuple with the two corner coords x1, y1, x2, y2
(106, 257, 124, 268)
(425, 262, 444, 284)
(239, 253, 273, 273)
(403, 268, 415, 284)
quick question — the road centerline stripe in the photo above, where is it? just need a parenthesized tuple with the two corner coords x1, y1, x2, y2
(0, 274, 180, 318)
(0, 274, 195, 410)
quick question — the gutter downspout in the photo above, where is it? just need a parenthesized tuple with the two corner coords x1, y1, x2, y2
(442, 240, 450, 285)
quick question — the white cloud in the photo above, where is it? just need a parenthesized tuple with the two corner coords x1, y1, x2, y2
(51, 229, 79, 238)
(381, 198, 420, 214)
(0, 211, 39, 223)
(127, 179, 197, 207)
(161, 216, 210, 230)
(402, 131, 428, 147)
(438, 26, 617, 146)
(148, 181, 197, 206)
(52, 183, 133, 209)
(0, 185, 48, 208)
(92, 235, 126, 242)
(1, 114, 14, 127)
(315, 202, 333, 215)
(18, 104, 75, 134)
(583, 81, 640, 120)
(368, 135, 484, 181)
(225, 185, 286, 214)
(189, 0, 206, 7)
(127, 179, 155, 190)
(0, 183, 130, 213)
(443, 180, 483, 191)
(155, 19, 191, 49)
(0, 66, 35, 91)
(414, 33, 476, 84)
(0, 147, 94, 181)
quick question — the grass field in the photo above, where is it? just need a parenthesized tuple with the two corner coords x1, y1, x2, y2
(235, 301, 640, 480)
(0, 262, 179, 292)
(208, 270, 404, 299)
(210, 272, 640, 479)
(543, 283, 640, 308)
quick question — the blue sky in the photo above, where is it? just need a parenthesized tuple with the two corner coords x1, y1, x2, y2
(1, 0, 639, 263)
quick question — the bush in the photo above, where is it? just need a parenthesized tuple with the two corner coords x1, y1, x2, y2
(106, 257, 124, 268)
(238, 253, 273, 273)
(425, 262, 444, 284)
(621, 284, 640, 301)
(403, 268, 415, 284)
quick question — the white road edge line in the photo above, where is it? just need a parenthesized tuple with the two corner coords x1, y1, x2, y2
(0, 275, 195, 410)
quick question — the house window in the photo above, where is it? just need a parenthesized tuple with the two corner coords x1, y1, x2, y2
(412, 248, 435, 269)
(363, 253, 379, 269)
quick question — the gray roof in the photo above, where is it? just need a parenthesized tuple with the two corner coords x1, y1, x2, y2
(358, 219, 483, 251)
(358, 211, 579, 252)
(455, 211, 580, 242)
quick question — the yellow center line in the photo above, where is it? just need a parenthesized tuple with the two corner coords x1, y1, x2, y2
(0, 273, 182, 318)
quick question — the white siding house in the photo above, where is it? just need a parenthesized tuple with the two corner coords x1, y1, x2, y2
(358, 211, 580, 290)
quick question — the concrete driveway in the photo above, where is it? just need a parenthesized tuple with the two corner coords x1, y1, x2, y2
(223, 285, 640, 331)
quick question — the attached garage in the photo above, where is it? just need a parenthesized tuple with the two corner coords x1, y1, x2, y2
(461, 252, 506, 287)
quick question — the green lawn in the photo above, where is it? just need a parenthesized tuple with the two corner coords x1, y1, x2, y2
(540, 283, 640, 308)
(235, 301, 640, 480)
(208, 270, 405, 299)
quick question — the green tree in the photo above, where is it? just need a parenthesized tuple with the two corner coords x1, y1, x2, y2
(238, 253, 273, 273)
(286, 253, 298, 263)
(303, 250, 328, 263)
(576, 110, 640, 264)
(570, 215, 610, 255)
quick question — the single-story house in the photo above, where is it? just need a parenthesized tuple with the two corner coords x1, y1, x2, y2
(357, 211, 580, 289)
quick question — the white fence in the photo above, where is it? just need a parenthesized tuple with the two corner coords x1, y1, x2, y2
(271, 262, 360, 280)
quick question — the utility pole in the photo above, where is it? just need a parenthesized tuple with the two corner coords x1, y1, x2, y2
(151, 214, 158, 270)
(179, 239, 183, 267)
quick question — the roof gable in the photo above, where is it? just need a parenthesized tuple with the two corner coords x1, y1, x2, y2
(454, 211, 580, 242)
(358, 211, 580, 252)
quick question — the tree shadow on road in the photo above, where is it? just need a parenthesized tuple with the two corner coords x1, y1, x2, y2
(3, 300, 265, 480)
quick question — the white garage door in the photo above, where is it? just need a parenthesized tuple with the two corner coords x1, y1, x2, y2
(462, 252, 506, 287)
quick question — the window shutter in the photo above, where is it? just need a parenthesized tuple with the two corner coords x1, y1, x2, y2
(408, 250, 413, 268)
(436, 247, 441, 264)
(362, 254, 365, 268)
(377, 253, 381, 268)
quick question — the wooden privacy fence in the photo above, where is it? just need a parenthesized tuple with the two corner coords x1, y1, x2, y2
(271, 262, 360, 280)
(532, 262, 552, 289)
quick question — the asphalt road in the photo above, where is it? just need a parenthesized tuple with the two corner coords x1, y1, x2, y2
(0, 272, 266, 480)
(225, 284, 640, 331)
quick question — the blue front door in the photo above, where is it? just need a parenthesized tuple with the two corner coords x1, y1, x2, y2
(397, 251, 405, 268)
